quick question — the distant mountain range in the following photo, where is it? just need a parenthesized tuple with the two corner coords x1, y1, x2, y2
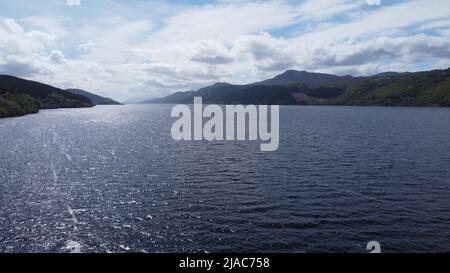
(145, 68, 450, 107)
(0, 75, 121, 118)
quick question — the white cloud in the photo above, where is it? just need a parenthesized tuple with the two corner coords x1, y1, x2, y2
(144, 1, 297, 47)
(190, 40, 234, 64)
(297, 0, 450, 43)
(78, 41, 95, 52)
(0, 18, 54, 76)
(49, 50, 65, 64)
(297, 0, 366, 22)
(366, 0, 382, 6)
(66, 0, 81, 6)
(79, 19, 152, 63)
(21, 16, 68, 37)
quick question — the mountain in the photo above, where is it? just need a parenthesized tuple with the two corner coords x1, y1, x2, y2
(66, 89, 122, 105)
(144, 68, 450, 107)
(255, 70, 356, 86)
(0, 75, 94, 118)
(332, 69, 450, 106)
(148, 91, 197, 104)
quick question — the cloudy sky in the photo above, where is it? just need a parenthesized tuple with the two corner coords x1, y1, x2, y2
(1, 0, 450, 102)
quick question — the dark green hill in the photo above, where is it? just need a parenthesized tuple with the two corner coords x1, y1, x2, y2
(0, 75, 94, 118)
(255, 70, 356, 86)
(332, 69, 450, 106)
(144, 68, 450, 107)
(66, 89, 122, 105)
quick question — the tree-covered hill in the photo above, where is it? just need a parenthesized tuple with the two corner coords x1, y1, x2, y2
(0, 75, 94, 118)
(66, 89, 122, 105)
(144, 68, 450, 107)
(332, 69, 450, 106)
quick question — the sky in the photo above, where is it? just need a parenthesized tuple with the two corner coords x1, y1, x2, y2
(1, 0, 450, 102)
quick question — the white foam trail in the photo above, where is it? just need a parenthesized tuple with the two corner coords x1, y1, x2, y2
(52, 130, 72, 161)
(66, 241, 82, 253)
(61, 148, 72, 161)
(51, 164, 58, 183)
(52, 131, 58, 144)
(68, 206, 79, 229)
(119, 245, 130, 251)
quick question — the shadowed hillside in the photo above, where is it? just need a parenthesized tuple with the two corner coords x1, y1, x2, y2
(144, 68, 450, 107)
(0, 75, 94, 118)
(66, 89, 122, 105)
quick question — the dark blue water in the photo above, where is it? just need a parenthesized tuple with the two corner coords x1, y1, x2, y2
(0, 105, 450, 253)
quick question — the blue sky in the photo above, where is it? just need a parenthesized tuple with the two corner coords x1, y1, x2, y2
(1, 0, 450, 102)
